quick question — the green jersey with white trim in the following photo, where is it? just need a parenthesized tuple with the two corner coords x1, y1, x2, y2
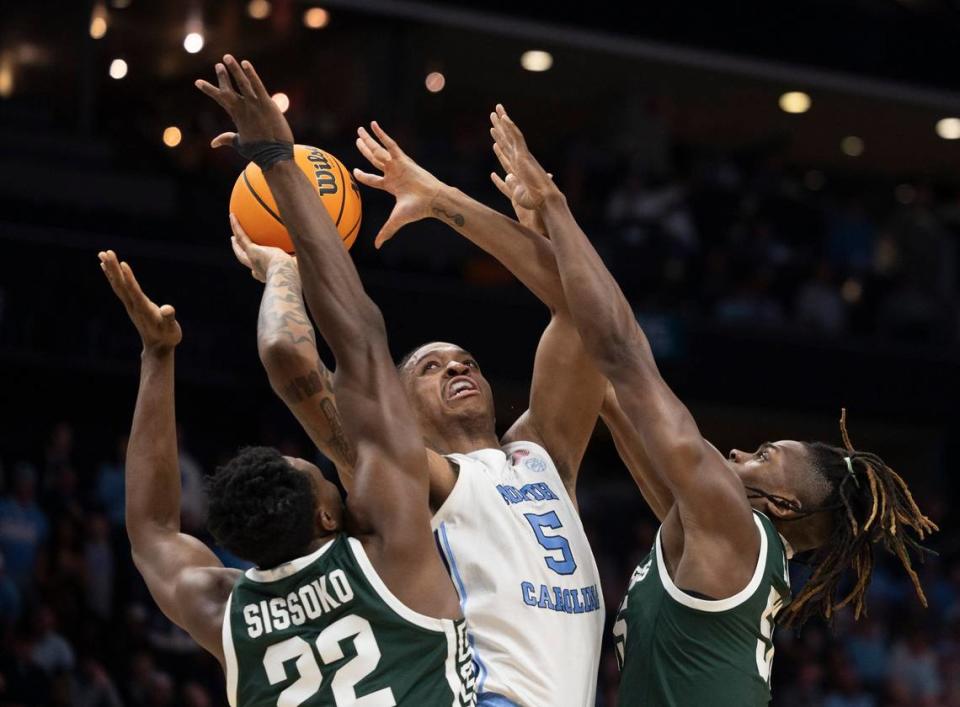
(613, 512, 791, 706)
(222, 533, 476, 707)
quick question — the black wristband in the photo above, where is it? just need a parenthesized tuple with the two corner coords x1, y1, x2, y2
(233, 136, 294, 171)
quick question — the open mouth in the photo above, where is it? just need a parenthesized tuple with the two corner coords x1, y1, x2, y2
(445, 376, 479, 401)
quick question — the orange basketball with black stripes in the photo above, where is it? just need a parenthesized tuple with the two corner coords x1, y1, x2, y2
(229, 145, 362, 253)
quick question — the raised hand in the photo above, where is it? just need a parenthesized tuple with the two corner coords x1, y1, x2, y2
(195, 55, 293, 149)
(229, 213, 294, 283)
(353, 121, 444, 248)
(99, 250, 182, 353)
(489, 104, 558, 211)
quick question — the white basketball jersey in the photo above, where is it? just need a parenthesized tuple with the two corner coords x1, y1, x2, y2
(431, 440, 604, 707)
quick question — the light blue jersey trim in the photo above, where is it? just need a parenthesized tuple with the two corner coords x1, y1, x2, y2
(437, 521, 489, 696)
(478, 692, 520, 707)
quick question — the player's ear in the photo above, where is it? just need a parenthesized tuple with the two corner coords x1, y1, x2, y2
(765, 492, 803, 520)
(318, 507, 339, 532)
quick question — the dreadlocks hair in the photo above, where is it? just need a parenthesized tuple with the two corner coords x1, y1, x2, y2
(207, 446, 318, 569)
(778, 409, 938, 627)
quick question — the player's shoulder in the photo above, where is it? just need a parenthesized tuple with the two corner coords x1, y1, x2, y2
(501, 438, 559, 475)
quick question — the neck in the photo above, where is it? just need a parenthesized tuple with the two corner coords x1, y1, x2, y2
(423, 418, 500, 456)
(775, 515, 830, 554)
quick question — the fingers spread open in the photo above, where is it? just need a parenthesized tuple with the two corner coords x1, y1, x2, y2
(355, 136, 385, 171)
(370, 121, 400, 155)
(211, 132, 237, 149)
(224, 55, 254, 98)
(353, 168, 385, 189)
(195, 79, 230, 110)
(215, 62, 232, 93)
(357, 127, 391, 165)
(241, 60, 271, 100)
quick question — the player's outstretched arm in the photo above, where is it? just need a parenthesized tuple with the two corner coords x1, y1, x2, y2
(490, 107, 757, 554)
(229, 215, 357, 483)
(98, 251, 236, 663)
(197, 56, 457, 617)
(355, 122, 605, 498)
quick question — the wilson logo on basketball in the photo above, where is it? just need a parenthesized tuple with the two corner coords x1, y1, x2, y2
(306, 149, 339, 195)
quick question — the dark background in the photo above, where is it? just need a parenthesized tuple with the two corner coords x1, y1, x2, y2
(0, 1, 959, 705)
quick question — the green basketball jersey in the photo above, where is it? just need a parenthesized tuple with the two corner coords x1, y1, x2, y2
(222, 533, 476, 707)
(614, 512, 791, 706)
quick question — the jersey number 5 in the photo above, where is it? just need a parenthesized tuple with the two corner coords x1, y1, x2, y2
(524, 511, 577, 575)
(263, 614, 396, 707)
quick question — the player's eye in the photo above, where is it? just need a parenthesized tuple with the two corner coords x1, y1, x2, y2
(422, 361, 440, 373)
(464, 359, 478, 369)
(755, 448, 770, 462)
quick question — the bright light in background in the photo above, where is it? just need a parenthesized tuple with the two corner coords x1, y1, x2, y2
(0, 53, 13, 99)
(841, 135, 864, 157)
(90, 1, 108, 39)
(184, 32, 204, 54)
(163, 126, 182, 148)
(109, 58, 128, 79)
(521, 50, 553, 72)
(935, 117, 960, 140)
(247, 0, 271, 19)
(271, 92, 290, 113)
(303, 7, 329, 29)
(778, 91, 811, 114)
(425, 71, 446, 93)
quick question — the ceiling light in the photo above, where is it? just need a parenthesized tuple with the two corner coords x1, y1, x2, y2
(163, 126, 182, 148)
(521, 50, 553, 72)
(109, 58, 128, 79)
(841, 136, 864, 157)
(935, 117, 960, 140)
(303, 7, 329, 29)
(184, 32, 204, 54)
(271, 92, 289, 113)
(425, 72, 446, 93)
(247, 0, 271, 19)
(778, 91, 811, 114)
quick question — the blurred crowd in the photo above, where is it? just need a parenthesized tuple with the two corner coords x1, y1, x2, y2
(0, 420, 955, 707)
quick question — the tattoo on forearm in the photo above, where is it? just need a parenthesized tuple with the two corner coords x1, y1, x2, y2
(258, 260, 317, 347)
(282, 369, 326, 403)
(281, 367, 357, 468)
(432, 206, 465, 227)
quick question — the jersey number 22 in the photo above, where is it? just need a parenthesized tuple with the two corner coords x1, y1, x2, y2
(263, 614, 395, 707)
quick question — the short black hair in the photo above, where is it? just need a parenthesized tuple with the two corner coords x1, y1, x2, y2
(207, 446, 317, 569)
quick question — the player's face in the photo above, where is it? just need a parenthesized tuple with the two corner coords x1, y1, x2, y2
(727, 439, 808, 505)
(400, 342, 495, 428)
(284, 456, 344, 532)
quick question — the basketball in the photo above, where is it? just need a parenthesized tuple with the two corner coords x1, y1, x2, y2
(229, 145, 362, 253)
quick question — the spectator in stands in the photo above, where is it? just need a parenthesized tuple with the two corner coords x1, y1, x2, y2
(0, 552, 20, 629)
(888, 627, 942, 705)
(0, 462, 48, 591)
(29, 604, 74, 675)
(95, 436, 127, 529)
